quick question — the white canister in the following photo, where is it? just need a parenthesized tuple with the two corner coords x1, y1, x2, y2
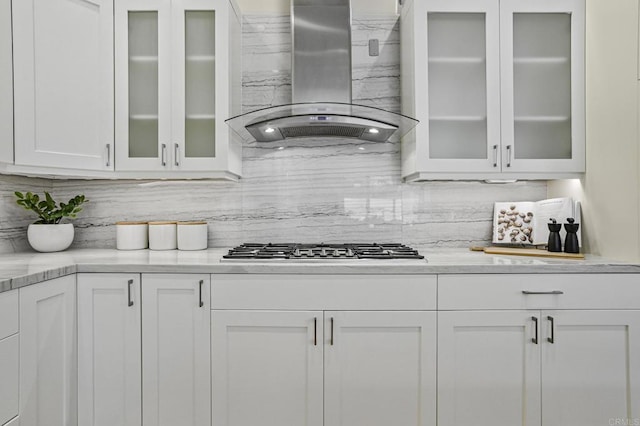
(148, 221, 177, 250)
(177, 221, 208, 251)
(116, 221, 148, 250)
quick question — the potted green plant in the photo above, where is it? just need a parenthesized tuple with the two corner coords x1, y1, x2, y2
(15, 191, 88, 252)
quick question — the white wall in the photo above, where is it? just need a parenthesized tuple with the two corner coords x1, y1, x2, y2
(235, 0, 397, 15)
(548, 0, 640, 262)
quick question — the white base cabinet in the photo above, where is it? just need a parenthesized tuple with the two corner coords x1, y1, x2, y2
(324, 311, 436, 426)
(77, 274, 142, 426)
(437, 274, 640, 426)
(541, 310, 640, 426)
(211, 310, 324, 426)
(77, 273, 210, 426)
(211, 274, 438, 426)
(211, 310, 437, 426)
(142, 274, 211, 426)
(19, 275, 77, 426)
(0, 289, 19, 426)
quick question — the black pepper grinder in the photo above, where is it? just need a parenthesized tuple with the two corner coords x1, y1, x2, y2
(564, 218, 580, 254)
(547, 218, 562, 252)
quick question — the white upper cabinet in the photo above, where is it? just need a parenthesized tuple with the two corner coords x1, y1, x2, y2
(115, 0, 242, 179)
(401, 0, 585, 181)
(0, 0, 12, 165)
(12, 0, 114, 172)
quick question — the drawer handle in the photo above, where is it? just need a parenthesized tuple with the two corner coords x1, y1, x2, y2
(199, 280, 204, 308)
(127, 279, 134, 307)
(522, 290, 564, 295)
(330, 317, 334, 346)
(314, 317, 317, 346)
(531, 316, 539, 344)
(547, 316, 556, 344)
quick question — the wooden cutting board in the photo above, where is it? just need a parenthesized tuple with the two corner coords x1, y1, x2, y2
(471, 246, 585, 259)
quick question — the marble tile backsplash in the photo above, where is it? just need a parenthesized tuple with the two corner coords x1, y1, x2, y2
(0, 15, 547, 253)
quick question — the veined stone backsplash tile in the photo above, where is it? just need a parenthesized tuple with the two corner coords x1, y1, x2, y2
(0, 14, 548, 252)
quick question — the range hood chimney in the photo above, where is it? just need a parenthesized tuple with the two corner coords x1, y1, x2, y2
(225, 0, 418, 143)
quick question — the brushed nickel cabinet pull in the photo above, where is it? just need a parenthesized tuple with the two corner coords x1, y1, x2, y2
(127, 279, 134, 307)
(506, 145, 512, 167)
(174, 143, 180, 167)
(531, 316, 538, 344)
(105, 144, 111, 167)
(522, 291, 564, 295)
(199, 280, 204, 308)
(161, 143, 167, 166)
(492, 145, 498, 167)
(547, 316, 555, 344)
(330, 317, 334, 346)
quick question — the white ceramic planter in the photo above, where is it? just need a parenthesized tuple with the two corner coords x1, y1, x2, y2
(27, 223, 75, 253)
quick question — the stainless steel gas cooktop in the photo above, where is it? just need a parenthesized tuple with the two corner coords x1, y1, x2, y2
(221, 243, 426, 262)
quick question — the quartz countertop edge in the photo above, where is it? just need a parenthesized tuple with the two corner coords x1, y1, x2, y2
(1, 248, 640, 293)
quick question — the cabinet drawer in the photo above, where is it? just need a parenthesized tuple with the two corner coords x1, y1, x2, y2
(438, 274, 640, 310)
(0, 334, 19, 425)
(0, 290, 18, 339)
(211, 275, 437, 310)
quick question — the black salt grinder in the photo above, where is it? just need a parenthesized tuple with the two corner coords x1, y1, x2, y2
(547, 218, 562, 252)
(564, 218, 580, 254)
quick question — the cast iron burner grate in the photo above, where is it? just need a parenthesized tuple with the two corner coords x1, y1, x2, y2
(222, 243, 425, 261)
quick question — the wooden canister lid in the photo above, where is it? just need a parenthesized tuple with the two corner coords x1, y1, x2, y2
(148, 221, 178, 225)
(177, 221, 207, 225)
(115, 221, 148, 225)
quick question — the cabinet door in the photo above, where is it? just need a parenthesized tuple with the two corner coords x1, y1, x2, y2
(171, 0, 218, 171)
(412, 0, 501, 174)
(142, 274, 210, 426)
(437, 311, 541, 426)
(211, 310, 324, 426)
(0, 334, 19, 425)
(324, 311, 436, 426)
(19, 275, 77, 426)
(12, 0, 113, 171)
(77, 274, 141, 426)
(115, 0, 172, 171)
(0, 0, 12, 165)
(541, 310, 640, 426)
(500, 0, 585, 173)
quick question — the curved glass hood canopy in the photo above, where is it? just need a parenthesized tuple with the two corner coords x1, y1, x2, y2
(225, 0, 419, 144)
(225, 102, 419, 143)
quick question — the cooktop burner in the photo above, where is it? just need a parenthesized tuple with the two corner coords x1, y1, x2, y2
(221, 243, 425, 261)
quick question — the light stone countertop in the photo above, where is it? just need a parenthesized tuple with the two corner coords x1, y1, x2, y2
(1, 248, 639, 293)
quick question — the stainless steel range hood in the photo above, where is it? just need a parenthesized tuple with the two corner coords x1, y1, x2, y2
(225, 0, 418, 143)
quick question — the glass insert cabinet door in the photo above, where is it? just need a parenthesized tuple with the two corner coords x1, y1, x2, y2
(418, 0, 584, 176)
(115, 0, 222, 171)
(423, 0, 501, 173)
(500, 0, 585, 173)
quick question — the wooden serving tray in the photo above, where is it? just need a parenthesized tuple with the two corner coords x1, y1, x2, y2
(471, 246, 585, 259)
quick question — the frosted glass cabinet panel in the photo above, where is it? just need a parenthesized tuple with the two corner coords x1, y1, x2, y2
(401, 0, 585, 180)
(427, 12, 490, 161)
(184, 11, 216, 159)
(401, 0, 502, 176)
(128, 12, 160, 159)
(116, 0, 242, 177)
(500, 0, 585, 174)
(512, 13, 572, 160)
